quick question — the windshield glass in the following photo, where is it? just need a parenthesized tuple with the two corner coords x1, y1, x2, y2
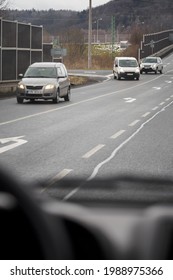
(143, 58, 157, 63)
(0, 1, 172, 201)
(1, 0, 173, 265)
(119, 59, 138, 67)
(24, 67, 57, 78)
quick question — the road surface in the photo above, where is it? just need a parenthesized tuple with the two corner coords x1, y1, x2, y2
(0, 54, 173, 200)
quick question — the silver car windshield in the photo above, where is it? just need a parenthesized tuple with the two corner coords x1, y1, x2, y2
(143, 58, 157, 63)
(24, 67, 57, 78)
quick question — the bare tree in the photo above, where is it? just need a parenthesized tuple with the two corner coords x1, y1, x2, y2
(0, 0, 9, 17)
(0, 0, 9, 9)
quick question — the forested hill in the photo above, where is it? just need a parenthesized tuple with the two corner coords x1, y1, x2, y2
(6, 0, 173, 35)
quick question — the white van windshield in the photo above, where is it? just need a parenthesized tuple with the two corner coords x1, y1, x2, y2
(119, 59, 138, 67)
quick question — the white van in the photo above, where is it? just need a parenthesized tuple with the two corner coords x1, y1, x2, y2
(113, 57, 140, 80)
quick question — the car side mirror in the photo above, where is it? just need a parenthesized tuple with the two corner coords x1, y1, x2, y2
(58, 75, 66, 79)
(18, 73, 23, 79)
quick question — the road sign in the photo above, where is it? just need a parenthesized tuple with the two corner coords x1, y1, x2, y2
(150, 40, 155, 48)
(51, 48, 67, 58)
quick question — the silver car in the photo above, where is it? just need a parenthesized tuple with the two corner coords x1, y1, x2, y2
(16, 62, 71, 104)
(140, 56, 163, 74)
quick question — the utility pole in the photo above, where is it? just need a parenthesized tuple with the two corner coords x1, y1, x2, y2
(111, 15, 115, 56)
(96, 18, 102, 43)
(88, 0, 92, 69)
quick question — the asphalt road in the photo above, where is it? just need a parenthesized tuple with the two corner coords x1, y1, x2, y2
(0, 54, 173, 201)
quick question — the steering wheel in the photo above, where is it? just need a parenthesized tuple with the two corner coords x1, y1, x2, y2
(0, 167, 73, 259)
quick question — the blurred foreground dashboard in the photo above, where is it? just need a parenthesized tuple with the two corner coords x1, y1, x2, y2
(1, 167, 173, 260)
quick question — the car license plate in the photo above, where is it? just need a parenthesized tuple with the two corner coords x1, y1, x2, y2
(27, 90, 42, 94)
(127, 73, 133, 76)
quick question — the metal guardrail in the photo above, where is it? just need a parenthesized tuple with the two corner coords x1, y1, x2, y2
(139, 29, 173, 60)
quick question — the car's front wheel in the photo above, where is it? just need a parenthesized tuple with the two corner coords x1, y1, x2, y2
(117, 74, 121, 80)
(17, 97, 24, 104)
(64, 87, 71, 102)
(113, 72, 116, 79)
(52, 90, 60, 104)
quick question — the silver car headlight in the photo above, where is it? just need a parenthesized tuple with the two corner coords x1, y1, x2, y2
(18, 84, 25, 90)
(45, 84, 55, 90)
(152, 64, 157, 69)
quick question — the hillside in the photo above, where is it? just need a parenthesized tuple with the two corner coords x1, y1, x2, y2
(5, 0, 173, 37)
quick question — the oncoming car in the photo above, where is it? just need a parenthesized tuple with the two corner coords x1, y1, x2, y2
(16, 62, 71, 104)
(140, 56, 163, 74)
(113, 57, 140, 80)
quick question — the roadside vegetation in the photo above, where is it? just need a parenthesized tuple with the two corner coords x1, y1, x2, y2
(63, 44, 114, 70)
(63, 26, 143, 86)
(62, 26, 142, 70)
(57, 20, 144, 70)
(63, 43, 131, 70)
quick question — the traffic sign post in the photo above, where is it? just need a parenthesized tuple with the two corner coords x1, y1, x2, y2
(150, 40, 155, 54)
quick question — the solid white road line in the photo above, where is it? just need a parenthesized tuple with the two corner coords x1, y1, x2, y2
(64, 100, 173, 200)
(87, 100, 173, 182)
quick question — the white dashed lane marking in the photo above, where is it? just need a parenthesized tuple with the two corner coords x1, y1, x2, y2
(142, 112, 150, 118)
(82, 144, 105, 159)
(152, 106, 159, 111)
(41, 169, 73, 192)
(110, 130, 126, 139)
(129, 120, 140, 127)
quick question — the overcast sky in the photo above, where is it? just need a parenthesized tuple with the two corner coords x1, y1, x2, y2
(10, 0, 110, 11)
